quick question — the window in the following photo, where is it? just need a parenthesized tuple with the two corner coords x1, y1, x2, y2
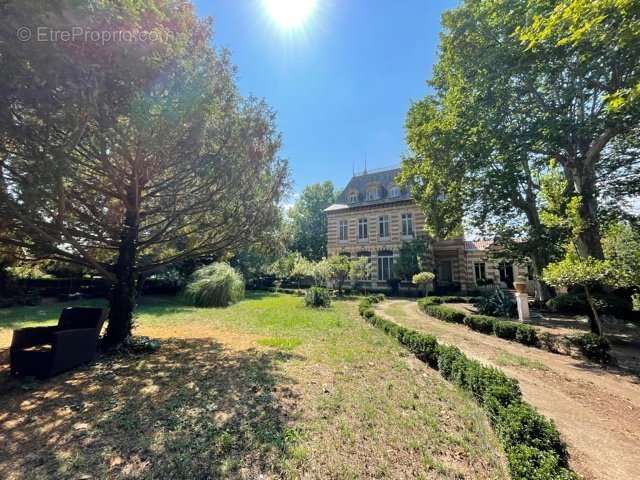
(366, 188, 378, 201)
(339, 220, 348, 241)
(377, 251, 394, 281)
(390, 186, 400, 198)
(358, 218, 368, 240)
(378, 215, 389, 239)
(474, 262, 486, 281)
(401, 213, 414, 237)
(348, 191, 358, 203)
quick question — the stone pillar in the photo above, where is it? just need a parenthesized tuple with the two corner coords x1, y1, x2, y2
(516, 292, 530, 322)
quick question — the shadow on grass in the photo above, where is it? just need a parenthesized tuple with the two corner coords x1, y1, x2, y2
(0, 338, 301, 479)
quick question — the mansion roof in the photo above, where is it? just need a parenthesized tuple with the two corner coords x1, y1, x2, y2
(324, 167, 410, 212)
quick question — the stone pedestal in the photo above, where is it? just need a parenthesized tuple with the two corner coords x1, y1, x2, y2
(516, 292, 530, 322)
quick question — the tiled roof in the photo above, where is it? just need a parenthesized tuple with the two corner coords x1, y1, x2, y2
(464, 240, 494, 251)
(325, 167, 410, 212)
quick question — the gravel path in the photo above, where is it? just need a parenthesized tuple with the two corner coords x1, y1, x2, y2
(376, 299, 640, 480)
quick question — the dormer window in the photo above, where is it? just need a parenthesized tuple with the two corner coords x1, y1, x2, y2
(348, 191, 358, 203)
(390, 186, 401, 198)
(366, 188, 379, 201)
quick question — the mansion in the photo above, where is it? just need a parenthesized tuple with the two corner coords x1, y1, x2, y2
(324, 167, 531, 293)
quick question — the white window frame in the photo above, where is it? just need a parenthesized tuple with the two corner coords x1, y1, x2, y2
(401, 213, 414, 237)
(366, 189, 378, 201)
(339, 220, 348, 241)
(377, 253, 394, 281)
(348, 191, 358, 203)
(390, 186, 400, 198)
(358, 218, 368, 240)
(378, 215, 389, 239)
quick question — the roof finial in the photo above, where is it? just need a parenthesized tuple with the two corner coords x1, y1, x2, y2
(364, 152, 368, 175)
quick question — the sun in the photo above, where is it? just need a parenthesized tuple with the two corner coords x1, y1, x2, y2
(263, 0, 317, 29)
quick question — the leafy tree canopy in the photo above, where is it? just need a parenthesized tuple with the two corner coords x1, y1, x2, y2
(288, 181, 337, 261)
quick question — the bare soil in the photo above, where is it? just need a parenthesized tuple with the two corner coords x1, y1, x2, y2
(376, 299, 640, 480)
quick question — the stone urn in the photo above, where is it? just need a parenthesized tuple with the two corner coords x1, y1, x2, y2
(513, 281, 528, 294)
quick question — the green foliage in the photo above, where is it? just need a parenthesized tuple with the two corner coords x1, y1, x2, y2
(324, 255, 352, 293)
(602, 222, 640, 290)
(546, 291, 633, 319)
(0, 1, 290, 345)
(288, 182, 337, 261)
(543, 255, 616, 289)
(507, 445, 577, 480)
(493, 321, 520, 341)
(419, 303, 466, 324)
(474, 289, 517, 318)
(464, 315, 496, 334)
(393, 239, 429, 281)
(304, 286, 331, 308)
(184, 263, 245, 308)
(515, 325, 539, 346)
(567, 333, 611, 363)
(496, 402, 567, 464)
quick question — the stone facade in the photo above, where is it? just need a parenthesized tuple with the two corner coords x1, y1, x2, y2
(325, 168, 532, 293)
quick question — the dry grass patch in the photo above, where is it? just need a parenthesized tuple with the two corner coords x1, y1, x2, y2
(1, 293, 508, 479)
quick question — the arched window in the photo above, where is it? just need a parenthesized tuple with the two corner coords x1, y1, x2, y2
(348, 191, 358, 203)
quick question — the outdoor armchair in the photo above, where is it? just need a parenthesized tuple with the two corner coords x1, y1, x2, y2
(10, 307, 107, 378)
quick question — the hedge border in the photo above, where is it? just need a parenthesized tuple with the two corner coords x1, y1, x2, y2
(418, 299, 540, 348)
(359, 297, 576, 480)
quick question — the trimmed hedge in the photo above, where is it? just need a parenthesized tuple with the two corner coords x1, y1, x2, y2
(419, 299, 541, 349)
(358, 298, 576, 480)
(464, 314, 496, 334)
(419, 302, 466, 324)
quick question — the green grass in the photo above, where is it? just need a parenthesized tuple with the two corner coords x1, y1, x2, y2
(256, 337, 303, 350)
(0, 293, 509, 479)
(494, 352, 549, 370)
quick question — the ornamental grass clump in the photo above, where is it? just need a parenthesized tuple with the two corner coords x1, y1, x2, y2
(184, 263, 245, 307)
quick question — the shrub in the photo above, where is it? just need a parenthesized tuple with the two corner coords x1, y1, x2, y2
(421, 304, 466, 324)
(515, 324, 539, 346)
(304, 286, 331, 308)
(507, 445, 576, 480)
(401, 330, 439, 366)
(494, 321, 519, 340)
(475, 289, 517, 318)
(546, 291, 633, 319)
(419, 296, 443, 306)
(568, 333, 611, 363)
(183, 263, 245, 307)
(464, 315, 496, 334)
(496, 402, 567, 464)
(367, 293, 385, 304)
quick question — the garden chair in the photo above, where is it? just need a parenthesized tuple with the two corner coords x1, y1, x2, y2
(10, 307, 108, 378)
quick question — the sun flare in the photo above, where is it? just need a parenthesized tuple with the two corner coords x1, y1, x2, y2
(263, 0, 317, 29)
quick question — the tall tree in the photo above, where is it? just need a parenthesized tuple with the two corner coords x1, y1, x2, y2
(400, 0, 640, 298)
(0, 1, 289, 346)
(288, 181, 336, 261)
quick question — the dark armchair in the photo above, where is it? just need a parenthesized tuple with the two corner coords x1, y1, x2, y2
(10, 307, 108, 378)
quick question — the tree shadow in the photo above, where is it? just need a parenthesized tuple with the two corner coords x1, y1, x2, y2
(0, 338, 301, 479)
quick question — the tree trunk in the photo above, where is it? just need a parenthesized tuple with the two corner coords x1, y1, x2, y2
(564, 160, 604, 259)
(104, 207, 139, 347)
(584, 284, 603, 336)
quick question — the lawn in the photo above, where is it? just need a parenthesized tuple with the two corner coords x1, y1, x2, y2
(0, 293, 508, 479)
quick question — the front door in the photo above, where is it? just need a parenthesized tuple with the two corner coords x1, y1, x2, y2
(438, 260, 452, 283)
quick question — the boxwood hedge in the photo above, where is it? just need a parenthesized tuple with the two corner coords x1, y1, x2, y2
(358, 297, 576, 480)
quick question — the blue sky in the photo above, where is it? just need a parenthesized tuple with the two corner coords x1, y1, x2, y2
(193, 0, 459, 196)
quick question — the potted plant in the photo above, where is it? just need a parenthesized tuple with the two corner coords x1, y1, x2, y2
(513, 274, 528, 294)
